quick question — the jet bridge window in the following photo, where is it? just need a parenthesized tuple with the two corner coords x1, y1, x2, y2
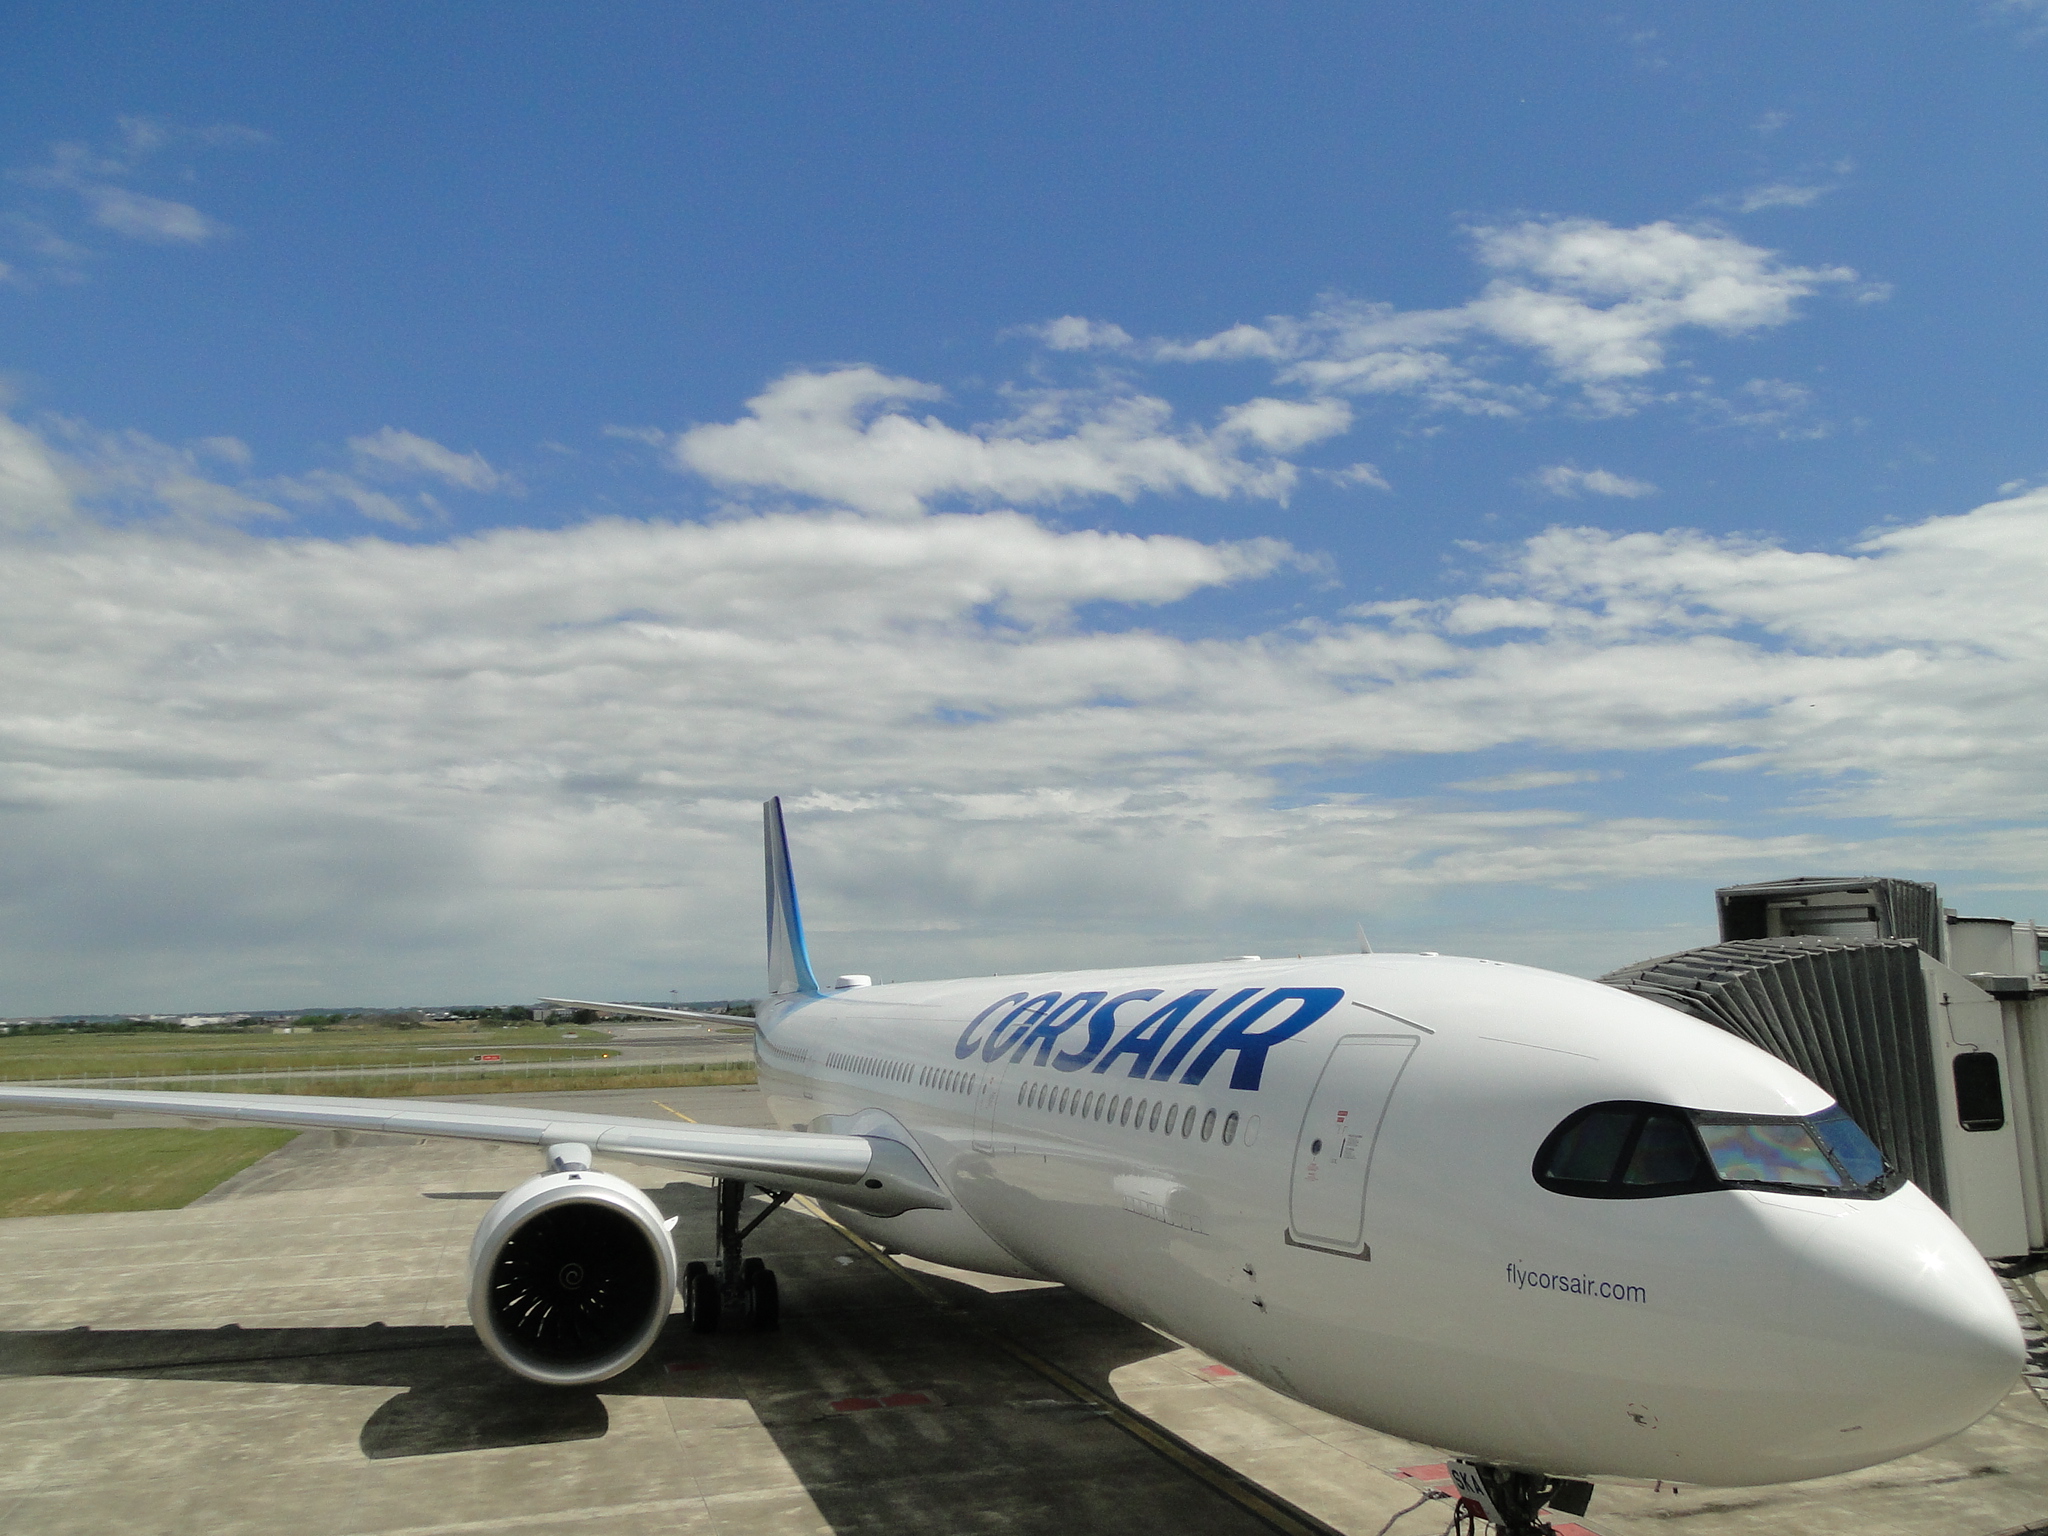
(1536, 1100, 1895, 1200)
(1953, 1053, 2006, 1132)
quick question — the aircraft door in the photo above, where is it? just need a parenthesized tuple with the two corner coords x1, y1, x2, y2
(972, 1062, 1009, 1155)
(1287, 1035, 1416, 1257)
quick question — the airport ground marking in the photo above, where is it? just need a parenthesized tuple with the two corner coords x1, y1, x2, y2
(798, 1194, 1348, 1536)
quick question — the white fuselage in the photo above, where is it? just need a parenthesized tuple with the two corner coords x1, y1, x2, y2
(753, 951, 2024, 1488)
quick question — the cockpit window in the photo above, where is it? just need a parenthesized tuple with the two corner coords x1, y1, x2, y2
(1536, 1100, 1895, 1201)
(1545, 1107, 1635, 1183)
(1535, 1103, 1711, 1198)
(1809, 1105, 1886, 1185)
(1623, 1112, 1707, 1187)
(1695, 1120, 1843, 1188)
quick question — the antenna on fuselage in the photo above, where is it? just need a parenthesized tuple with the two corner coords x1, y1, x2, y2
(1356, 923, 1373, 954)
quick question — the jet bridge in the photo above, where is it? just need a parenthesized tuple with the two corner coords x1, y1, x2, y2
(1601, 877, 2048, 1259)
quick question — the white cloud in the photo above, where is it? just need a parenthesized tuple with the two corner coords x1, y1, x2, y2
(1319, 462, 1392, 492)
(23, 416, 480, 531)
(265, 467, 418, 527)
(0, 415, 76, 530)
(1733, 182, 1831, 213)
(1129, 217, 1862, 419)
(83, 186, 222, 244)
(1529, 464, 1658, 499)
(1151, 321, 1295, 363)
(1213, 396, 1352, 452)
(1027, 316, 1135, 351)
(672, 366, 1328, 516)
(349, 427, 512, 492)
(5, 402, 2046, 1009)
(35, 416, 286, 526)
(1464, 219, 1855, 381)
(1447, 769, 1613, 793)
(3, 115, 261, 276)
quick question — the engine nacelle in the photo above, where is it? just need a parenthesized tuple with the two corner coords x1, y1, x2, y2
(467, 1170, 677, 1386)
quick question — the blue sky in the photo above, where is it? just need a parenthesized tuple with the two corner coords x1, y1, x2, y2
(3, 4, 2046, 1012)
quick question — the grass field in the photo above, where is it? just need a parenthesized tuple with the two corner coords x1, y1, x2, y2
(0, 1023, 617, 1082)
(147, 1060, 761, 1098)
(0, 1061, 760, 1217)
(0, 1128, 300, 1217)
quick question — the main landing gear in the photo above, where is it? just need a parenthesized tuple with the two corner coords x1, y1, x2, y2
(1446, 1461, 1594, 1536)
(681, 1178, 789, 1332)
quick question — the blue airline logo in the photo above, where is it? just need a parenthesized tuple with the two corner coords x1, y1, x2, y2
(952, 986, 1342, 1091)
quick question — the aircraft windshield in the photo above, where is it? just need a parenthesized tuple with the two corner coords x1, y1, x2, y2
(1535, 1100, 1893, 1200)
(1809, 1104, 1888, 1186)
(1694, 1120, 1843, 1188)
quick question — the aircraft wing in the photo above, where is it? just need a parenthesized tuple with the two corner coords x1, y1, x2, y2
(0, 1086, 946, 1216)
(539, 997, 756, 1027)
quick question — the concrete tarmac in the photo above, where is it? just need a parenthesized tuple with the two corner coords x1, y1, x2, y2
(0, 1084, 2044, 1536)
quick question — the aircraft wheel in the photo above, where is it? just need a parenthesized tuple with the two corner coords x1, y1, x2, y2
(683, 1262, 721, 1333)
(745, 1266, 780, 1331)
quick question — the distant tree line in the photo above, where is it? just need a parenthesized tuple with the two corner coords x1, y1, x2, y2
(0, 1006, 565, 1036)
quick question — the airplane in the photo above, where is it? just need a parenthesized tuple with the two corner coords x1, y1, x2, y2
(0, 798, 2024, 1535)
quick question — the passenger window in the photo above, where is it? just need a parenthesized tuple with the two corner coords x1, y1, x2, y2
(1200, 1109, 1216, 1142)
(1221, 1111, 1238, 1145)
(1163, 1106, 1178, 1135)
(1954, 1054, 2006, 1132)
(1182, 1107, 1195, 1138)
(1119, 1099, 1132, 1127)
(1148, 1102, 1161, 1132)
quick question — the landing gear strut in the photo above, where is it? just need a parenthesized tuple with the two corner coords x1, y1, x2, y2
(682, 1178, 787, 1332)
(1447, 1461, 1594, 1535)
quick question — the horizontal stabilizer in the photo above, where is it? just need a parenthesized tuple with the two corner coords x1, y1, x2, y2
(538, 997, 755, 1027)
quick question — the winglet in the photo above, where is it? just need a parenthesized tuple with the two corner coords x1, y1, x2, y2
(764, 797, 823, 996)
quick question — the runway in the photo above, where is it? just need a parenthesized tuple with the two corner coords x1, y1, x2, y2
(1, 1083, 2044, 1536)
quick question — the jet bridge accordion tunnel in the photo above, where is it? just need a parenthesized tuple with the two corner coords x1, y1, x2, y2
(1600, 877, 2048, 1260)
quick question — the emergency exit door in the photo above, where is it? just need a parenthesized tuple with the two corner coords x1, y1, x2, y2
(1288, 1035, 1416, 1257)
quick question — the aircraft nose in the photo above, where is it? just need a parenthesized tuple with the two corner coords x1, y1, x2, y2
(1781, 1187, 2024, 1463)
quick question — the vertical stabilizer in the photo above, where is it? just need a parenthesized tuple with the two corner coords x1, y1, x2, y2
(764, 797, 823, 996)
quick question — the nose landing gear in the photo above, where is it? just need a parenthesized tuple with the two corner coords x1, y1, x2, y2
(1446, 1461, 1594, 1535)
(682, 1178, 789, 1332)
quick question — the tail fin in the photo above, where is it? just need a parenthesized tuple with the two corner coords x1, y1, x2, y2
(764, 797, 822, 996)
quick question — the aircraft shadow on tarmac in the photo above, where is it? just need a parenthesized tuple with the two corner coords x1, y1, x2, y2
(0, 1178, 1196, 1530)
(0, 1318, 614, 1458)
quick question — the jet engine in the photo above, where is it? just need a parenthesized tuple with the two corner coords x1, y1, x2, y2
(466, 1169, 677, 1386)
